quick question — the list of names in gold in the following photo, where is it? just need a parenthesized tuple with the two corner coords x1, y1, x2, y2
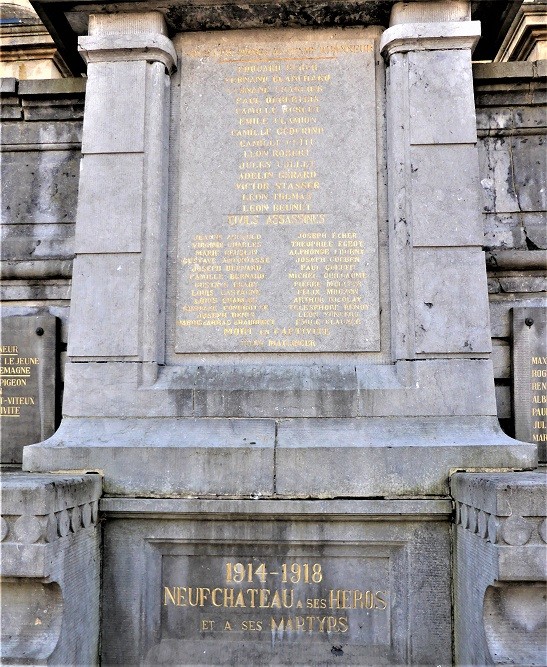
(175, 28, 381, 353)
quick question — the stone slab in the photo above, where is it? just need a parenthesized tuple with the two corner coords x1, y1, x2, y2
(68, 254, 140, 358)
(57, 357, 500, 419)
(276, 416, 536, 497)
(513, 306, 547, 462)
(410, 144, 483, 247)
(75, 153, 143, 253)
(23, 415, 536, 497)
(413, 248, 492, 354)
(1, 150, 80, 225)
(409, 48, 477, 144)
(24, 417, 276, 496)
(99, 498, 452, 665)
(0, 314, 58, 463)
(81, 60, 146, 154)
(174, 27, 382, 354)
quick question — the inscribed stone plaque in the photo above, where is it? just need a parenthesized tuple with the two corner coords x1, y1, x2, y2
(175, 28, 381, 353)
(151, 547, 396, 664)
(513, 306, 547, 461)
(0, 314, 57, 463)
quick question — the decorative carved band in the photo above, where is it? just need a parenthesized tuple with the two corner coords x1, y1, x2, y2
(0, 501, 99, 545)
(454, 500, 547, 546)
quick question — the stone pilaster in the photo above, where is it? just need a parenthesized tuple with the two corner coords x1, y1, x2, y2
(381, 3, 490, 363)
(66, 13, 175, 388)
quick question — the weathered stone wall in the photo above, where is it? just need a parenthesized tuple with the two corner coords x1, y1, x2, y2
(474, 61, 547, 442)
(0, 76, 84, 441)
(1, 60, 545, 442)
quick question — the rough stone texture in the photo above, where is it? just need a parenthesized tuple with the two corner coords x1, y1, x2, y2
(451, 471, 547, 666)
(0, 77, 84, 403)
(0, 314, 58, 464)
(0, 472, 102, 665)
(99, 498, 452, 665)
(413, 248, 492, 354)
(474, 61, 547, 441)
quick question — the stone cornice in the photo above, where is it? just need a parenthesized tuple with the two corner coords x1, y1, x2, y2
(380, 20, 481, 58)
(78, 33, 177, 73)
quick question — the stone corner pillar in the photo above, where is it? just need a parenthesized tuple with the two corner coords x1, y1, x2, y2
(0, 472, 102, 665)
(380, 2, 490, 365)
(66, 12, 175, 391)
(451, 471, 547, 665)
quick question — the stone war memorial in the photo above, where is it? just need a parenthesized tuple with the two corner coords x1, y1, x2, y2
(0, 0, 546, 664)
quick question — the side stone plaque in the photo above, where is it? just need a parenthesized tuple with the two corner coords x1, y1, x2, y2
(513, 306, 547, 460)
(0, 314, 58, 463)
(175, 28, 381, 353)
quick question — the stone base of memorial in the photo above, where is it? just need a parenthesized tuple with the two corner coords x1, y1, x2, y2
(99, 498, 452, 665)
(452, 471, 547, 666)
(24, 413, 536, 497)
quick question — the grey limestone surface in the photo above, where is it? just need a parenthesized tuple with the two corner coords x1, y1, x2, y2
(23, 414, 535, 497)
(1, 314, 58, 463)
(1, 6, 546, 667)
(451, 471, 547, 666)
(22, 13, 537, 498)
(0, 76, 83, 405)
(99, 497, 452, 666)
(0, 472, 102, 665)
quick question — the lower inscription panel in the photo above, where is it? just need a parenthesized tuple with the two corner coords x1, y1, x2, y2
(161, 552, 389, 644)
(100, 500, 452, 666)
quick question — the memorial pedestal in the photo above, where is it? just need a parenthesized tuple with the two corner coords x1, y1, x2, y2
(23, 11, 535, 497)
(13, 1, 545, 664)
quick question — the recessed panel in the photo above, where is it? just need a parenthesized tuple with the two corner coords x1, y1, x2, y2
(158, 549, 391, 661)
(513, 306, 547, 461)
(175, 28, 381, 353)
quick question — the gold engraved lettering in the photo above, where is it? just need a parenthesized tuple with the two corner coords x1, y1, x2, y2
(177, 38, 377, 351)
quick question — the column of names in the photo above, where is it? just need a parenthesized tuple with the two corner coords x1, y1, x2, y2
(175, 30, 381, 353)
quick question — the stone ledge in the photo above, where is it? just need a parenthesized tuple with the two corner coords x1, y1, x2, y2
(0, 472, 101, 664)
(0, 472, 102, 552)
(486, 250, 547, 272)
(0, 76, 86, 121)
(473, 60, 546, 82)
(23, 416, 536, 497)
(452, 470, 547, 665)
(18, 77, 86, 96)
(100, 497, 453, 518)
